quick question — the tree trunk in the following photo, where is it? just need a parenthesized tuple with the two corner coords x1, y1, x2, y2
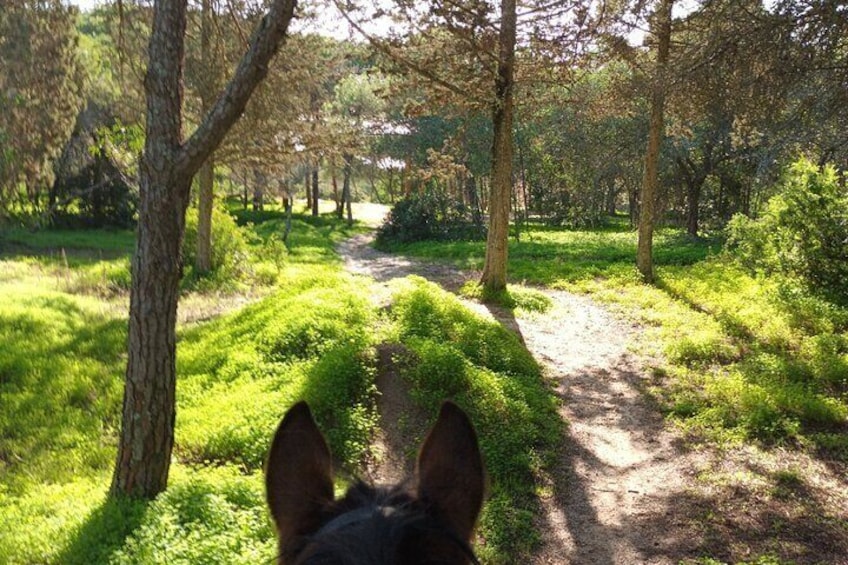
(341, 152, 353, 221)
(195, 0, 215, 274)
(111, 0, 296, 500)
(253, 169, 265, 211)
(636, 0, 673, 284)
(686, 178, 702, 237)
(283, 182, 293, 244)
(331, 158, 340, 214)
(480, 0, 517, 294)
(305, 163, 312, 210)
(311, 160, 319, 216)
(196, 158, 214, 272)
(518, 144, 529, 224)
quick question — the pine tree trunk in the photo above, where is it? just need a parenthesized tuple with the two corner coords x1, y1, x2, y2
(480, 0, 517, 294)
(636, 0, 673, 284)
(331, 158, 340, 214)
(195, 0, 215, 274)
(196, 158, 214, 272)
(112, 167, 190, 498)
(311, 161, 319, 216)
(305, 164, 312, 210)
(111, 0, 296, 499)
(686, 179, 701, 237)
(341, 152, 352, 221)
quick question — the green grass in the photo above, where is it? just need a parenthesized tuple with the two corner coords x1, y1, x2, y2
(0, 213, 380, 564)
(6, 210, 842, 563)
(383, 222, 848, 452)
(384, 277, 563, 563)
(1, 227, 136, 255)
(0, 209, 567, 563)
(377, 218, 719, 286)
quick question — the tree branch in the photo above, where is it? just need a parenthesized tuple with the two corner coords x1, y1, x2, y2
(178, 0, 297, 176)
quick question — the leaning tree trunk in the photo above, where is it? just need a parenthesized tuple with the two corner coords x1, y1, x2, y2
(480, 0, 517, 294)
(111, 0, 296, 500)
(636, 0, 673, 284)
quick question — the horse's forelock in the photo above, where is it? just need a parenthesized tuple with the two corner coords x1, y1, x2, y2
(290, 481, 478, 565)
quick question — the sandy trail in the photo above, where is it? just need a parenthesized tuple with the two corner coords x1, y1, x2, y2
(338, 233, 703, 564)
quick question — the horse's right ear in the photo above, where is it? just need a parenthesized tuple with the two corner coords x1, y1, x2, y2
(416, 401, 485, 541)
(266, 402, 334, 545)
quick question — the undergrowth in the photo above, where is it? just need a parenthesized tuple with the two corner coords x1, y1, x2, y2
(384, 276, 563, 563)
(0, 212, 378, 564)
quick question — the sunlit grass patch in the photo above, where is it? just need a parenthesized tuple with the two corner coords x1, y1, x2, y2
(176, 267, 378, 471)
(460, 281, 553, 314)
(0, 215, 382, 564)
(0, 283, 126, 492)
(386, 277, 562, 562)
(107, 466, 274, 565)
(0, 473, 114, 565)
(388, 223, 848, 449)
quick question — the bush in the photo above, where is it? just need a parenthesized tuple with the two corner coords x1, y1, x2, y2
(182, 206, 250, 290)
(375, 193, 486, 245)
(727, 159, 848, 304)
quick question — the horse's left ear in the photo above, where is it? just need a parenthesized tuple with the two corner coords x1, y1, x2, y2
(265, 402, 334, 547)
(416, 401, 485, 541)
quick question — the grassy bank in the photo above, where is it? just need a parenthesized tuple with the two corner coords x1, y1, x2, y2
(0, 208, 563, 563)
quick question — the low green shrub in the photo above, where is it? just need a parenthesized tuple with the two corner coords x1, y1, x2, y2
(108, 467, 273, 565)
(177, 268, 378, 472)
(182, 206, 250, 291)
(727, 158, 848, 304)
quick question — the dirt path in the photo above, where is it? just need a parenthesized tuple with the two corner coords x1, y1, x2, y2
(338, 233, 708, 564)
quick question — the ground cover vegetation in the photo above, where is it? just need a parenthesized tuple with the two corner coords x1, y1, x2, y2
(2, 0, 847, 561)
(0, 208, 562, 563)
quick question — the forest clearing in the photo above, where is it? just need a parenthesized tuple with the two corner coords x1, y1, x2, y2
(2, 206, 846, 563)
(2, 0, 847, 563)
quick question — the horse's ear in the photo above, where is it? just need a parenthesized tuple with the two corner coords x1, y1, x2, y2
(266, 401, 334, 545)
(416, 401, 485, 541)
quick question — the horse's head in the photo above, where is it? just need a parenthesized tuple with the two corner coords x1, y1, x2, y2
(265, 401, 485, 564)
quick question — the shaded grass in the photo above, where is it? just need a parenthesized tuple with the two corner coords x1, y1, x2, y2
(0, 227, 136, 255)
(384, 277, 563, 563)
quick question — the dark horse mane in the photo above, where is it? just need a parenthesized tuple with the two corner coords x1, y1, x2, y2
(265, 402, 485, 565)
(288, 482, 480, 565)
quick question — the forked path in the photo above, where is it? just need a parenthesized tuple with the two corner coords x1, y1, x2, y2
(338, 234, 703, 564)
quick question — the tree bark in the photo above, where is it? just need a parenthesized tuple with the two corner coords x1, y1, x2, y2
(480, 0, 517, 294)
(636, 0, 673, 284)
(311, 160, 319, 216)
(305, 163, 312, 209)
(195, 0, 215, 274)
(253, 168, 265, 211)
(196, 158, 214, 271)
(111, 0, 296, 500)
(331, 158, 340, 214)
(341, 152, 353, 221)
